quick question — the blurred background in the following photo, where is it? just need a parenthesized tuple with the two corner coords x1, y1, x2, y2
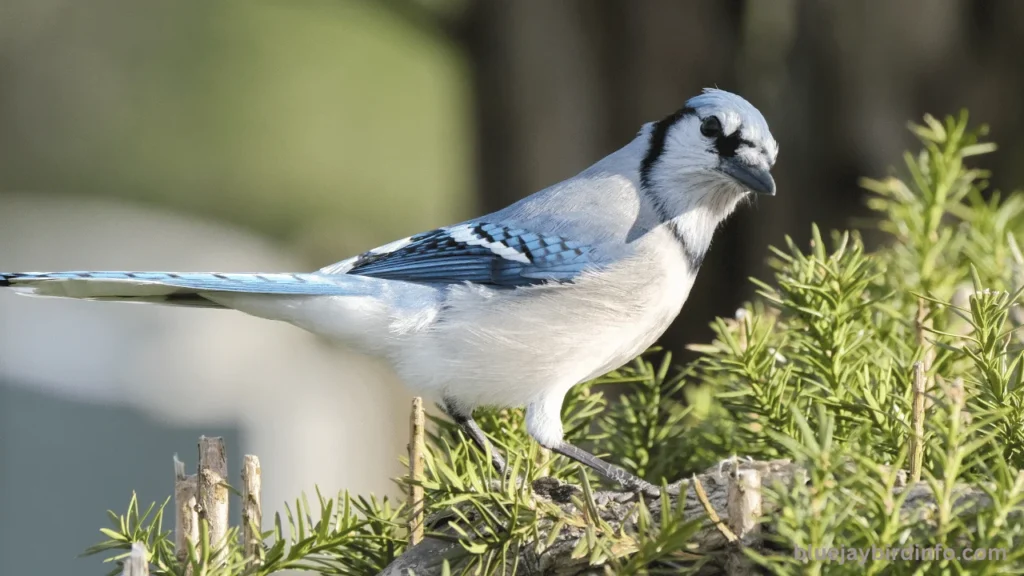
(2, 1, 1024, 572)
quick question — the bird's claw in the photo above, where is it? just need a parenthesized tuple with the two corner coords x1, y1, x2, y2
(624, 480, 661, 499)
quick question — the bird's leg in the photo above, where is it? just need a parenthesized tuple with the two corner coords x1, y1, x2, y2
(527, 396, 659, 496)
(444, 400, 507, 475)
(549, 441, 660, 496)
(458, 416, 509, 475)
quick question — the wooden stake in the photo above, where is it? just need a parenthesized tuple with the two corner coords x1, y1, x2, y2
(408, 397, 426, 545)
(909, 361, 927, 483)
(173, 454, 198, 574)
(692, 474, 737, 543)
(725, 467, 762, 576)
(241, 455, 263, 567)
(197, 436, 229, 564)
(727, 468, 762, 541)
(123, 542, 149, 576)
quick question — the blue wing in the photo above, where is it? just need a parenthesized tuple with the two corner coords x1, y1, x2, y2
(324, 222, 596, 287)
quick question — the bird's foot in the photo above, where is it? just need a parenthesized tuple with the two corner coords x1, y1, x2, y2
(629, 480, 662, 499)
(614, 474, 661, 499)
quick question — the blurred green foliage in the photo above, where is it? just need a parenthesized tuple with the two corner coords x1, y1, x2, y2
(1, 0, 471, 264)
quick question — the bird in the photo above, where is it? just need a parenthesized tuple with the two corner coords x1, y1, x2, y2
(1, 88, 777, 494)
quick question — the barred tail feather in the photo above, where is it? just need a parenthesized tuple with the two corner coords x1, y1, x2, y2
(0, 271, 377, 307)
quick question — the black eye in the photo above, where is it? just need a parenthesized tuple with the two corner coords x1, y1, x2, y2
(700, 116, 722, 138)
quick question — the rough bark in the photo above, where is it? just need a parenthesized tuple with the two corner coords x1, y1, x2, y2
(380, 459, 993, 576)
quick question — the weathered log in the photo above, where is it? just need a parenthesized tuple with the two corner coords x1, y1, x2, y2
(380, 459, 993, 576)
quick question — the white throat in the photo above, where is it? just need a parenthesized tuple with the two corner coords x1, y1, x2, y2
(644, 169, 747, 268)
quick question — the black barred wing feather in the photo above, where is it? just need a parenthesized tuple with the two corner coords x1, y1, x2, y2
(328, 222, 595, 287)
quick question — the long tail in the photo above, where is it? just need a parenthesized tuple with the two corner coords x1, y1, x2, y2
(0, 271, 376, 308)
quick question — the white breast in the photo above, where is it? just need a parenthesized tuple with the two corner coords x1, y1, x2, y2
(391, 226, 697, 410)
(575, 226, 695, 382)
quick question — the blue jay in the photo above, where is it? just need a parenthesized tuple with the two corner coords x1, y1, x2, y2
(1, 89, 777, 494)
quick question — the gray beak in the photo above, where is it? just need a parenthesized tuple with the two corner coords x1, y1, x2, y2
(717, 158, 776, 196)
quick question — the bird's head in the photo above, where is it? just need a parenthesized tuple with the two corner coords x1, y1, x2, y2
(640, 89, 778, 206)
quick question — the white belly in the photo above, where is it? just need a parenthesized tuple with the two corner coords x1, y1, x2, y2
(394, 233, 696, 410)
(211, 231, 697, 413)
